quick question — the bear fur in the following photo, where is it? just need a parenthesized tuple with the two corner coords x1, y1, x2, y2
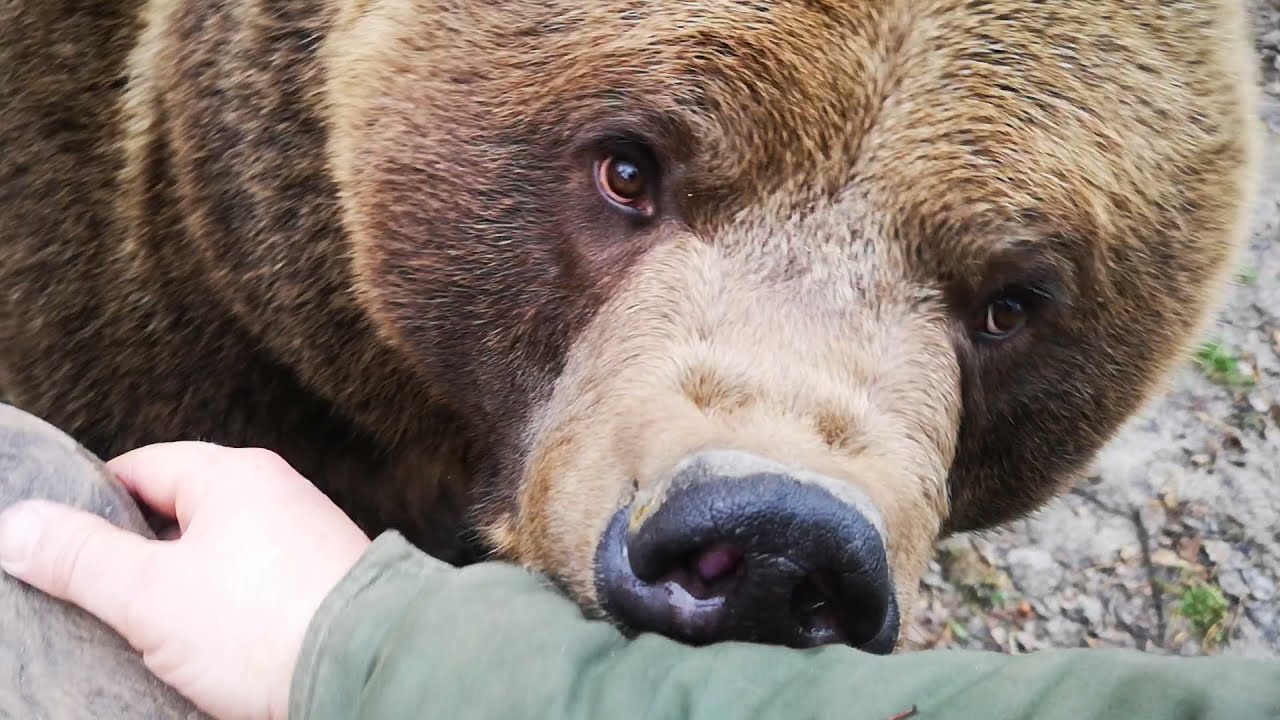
(0, 0, 1261, 647)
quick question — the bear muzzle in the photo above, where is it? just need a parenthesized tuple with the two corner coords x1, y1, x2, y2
(593, 449, 899, 653)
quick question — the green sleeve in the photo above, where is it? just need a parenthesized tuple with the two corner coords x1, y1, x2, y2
(289, 531, 1280, 720)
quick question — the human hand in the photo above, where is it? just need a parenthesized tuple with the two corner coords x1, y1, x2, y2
(0, 442, 372, 720)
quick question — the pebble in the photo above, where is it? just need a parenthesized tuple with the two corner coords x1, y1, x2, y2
(1077, 595, 1106, 627)
(1219, 570, 1251, 601)
(971, 538, 1000, 566)
(1113, 597, 1153, 632)
(1032, 596, 1061, 617)
(1249, 393, 1272, 413)
(990, 625, 1009, 649)
(1014, 631, 1041, 653)
(1138, 503, 1167, 532)
(1006, 548, 1062, 597)
(1089, 525, 1139, 563)
(1202, 539, 1234, 566)
(1243, 567, 1277, 601)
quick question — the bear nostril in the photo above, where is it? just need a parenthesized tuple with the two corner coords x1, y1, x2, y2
(788, 569, 888, 647)
(790, 571, 844, 643)
(694, 543, 743, 585)
(645, 543, 745, 602)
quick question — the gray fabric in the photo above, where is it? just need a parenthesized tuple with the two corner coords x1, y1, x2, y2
(0, 402, 205, 719)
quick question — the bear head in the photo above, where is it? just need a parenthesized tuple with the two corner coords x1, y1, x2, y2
(323, 1, 1259, 651)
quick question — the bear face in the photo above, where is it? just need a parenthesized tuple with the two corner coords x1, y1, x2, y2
(0, 0, 1259, 655)
(323, 1, 1258, 650)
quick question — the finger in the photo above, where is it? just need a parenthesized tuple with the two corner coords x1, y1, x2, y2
(106, 441, 225, 528)
(0, 499, 158, 642)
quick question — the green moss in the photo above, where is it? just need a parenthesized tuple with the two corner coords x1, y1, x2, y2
(1235, 266, 1259, 286)
(1178, 582, 1230, 645)
(1194, 341, 1254, 387)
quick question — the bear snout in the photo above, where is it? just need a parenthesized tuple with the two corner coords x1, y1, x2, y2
(592, 450, 898, 653)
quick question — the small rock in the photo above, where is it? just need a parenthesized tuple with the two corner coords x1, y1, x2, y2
(1248, 393, 1272, 413)
(1014, 631, 1041, 653)
(1180, 505, 1215, 535)
(1177, 536, 1204, 564)
(1006, 548, 1063, 597)
(1114, 597, 1153, 631)
(1219, 570, 1251, 600)
(1189, 453, 1211, 467)
(1077, 595, 1106, 627)
(1245, 603, 1278, 638)
(990, 625, 1009, 649)
(1203, 539, 1234, 566)
(920, 562, 948, 590)
(971, 538, 1000, 566)
(1221, 433, 1245, 454)
(1096, 627, 1138, 649)
(1138, 503, 1167, 532)
(1238, 358, 1257, 378)
(1032, 596, 1061, 617)
(1242, 567, 1277, 601)
(1045, 616, 1087, 647)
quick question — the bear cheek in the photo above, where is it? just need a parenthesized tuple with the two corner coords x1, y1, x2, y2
(941, 302, 1155, 535)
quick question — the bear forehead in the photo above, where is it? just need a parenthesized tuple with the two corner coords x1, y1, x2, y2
(425, 1, 1225, 258)
(337, 0, 1243, 323)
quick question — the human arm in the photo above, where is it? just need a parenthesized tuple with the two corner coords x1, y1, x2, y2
(293, 530, 1280, 720)
(1, 440, 1276, 720)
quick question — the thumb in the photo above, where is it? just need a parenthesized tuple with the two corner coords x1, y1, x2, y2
(0, 499, 157, 641)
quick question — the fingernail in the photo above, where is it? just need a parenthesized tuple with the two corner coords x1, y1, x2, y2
(0, 502, 43, 576)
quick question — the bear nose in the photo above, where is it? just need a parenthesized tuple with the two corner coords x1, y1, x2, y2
(593, 454, 899, 653)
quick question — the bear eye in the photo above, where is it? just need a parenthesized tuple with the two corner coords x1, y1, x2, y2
(983, 296, 1027, 337)
(971, 286, 1045, 342)
(595, 149, 657, 218)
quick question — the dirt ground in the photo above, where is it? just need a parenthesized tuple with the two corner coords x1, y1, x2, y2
(907, 0, 1280, 658)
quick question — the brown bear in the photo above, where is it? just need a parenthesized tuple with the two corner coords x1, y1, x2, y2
(0, 0, 1262, 654)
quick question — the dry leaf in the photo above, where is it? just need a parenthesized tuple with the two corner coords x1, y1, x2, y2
(1178, 537, 1204, 564)
(1150, 548, 1191, 569)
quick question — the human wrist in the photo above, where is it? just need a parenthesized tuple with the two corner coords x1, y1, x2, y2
(287, 531, 453, 720)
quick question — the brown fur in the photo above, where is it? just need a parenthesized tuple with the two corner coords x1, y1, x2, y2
(0, 0, 1260, 646)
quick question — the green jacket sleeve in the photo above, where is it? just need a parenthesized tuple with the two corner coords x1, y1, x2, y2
(289, 531, 1280, 720)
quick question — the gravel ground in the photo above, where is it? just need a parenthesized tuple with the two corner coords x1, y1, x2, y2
(907, 1, 1280, 658)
